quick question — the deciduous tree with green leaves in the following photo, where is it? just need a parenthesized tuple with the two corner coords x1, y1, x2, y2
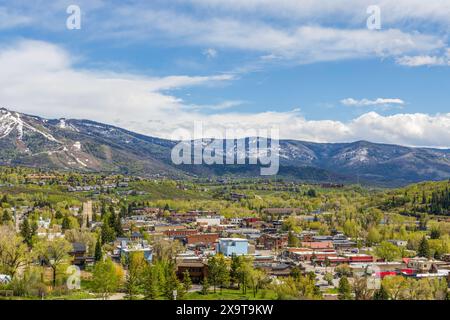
(92, 258, 123, 299)
(338, 276, 352, 300)
(35, 237, 72, 287)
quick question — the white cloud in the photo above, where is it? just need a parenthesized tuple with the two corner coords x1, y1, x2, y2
(341, 98, 405, 107)
(183, 0, 450, 28)
(203, 48, 218, 59)
(2, 2, 449, 68)
(96, 7, 444, 65)
(396, 54, 450, 67)
(0, 40, 449, 148)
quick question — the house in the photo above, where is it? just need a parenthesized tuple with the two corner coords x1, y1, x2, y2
(230, 193, 247, 201)
(287, 248, 337, 262)
(255, 262, 293, 277)
(230, 217, 243, 225)
(242, 217, 262, 228)
(407, 258, 434, 273)
(350, 262, 405, 276)
(37, 217, 51, 229)
(388, 240, 408, 247)
(299, 231, 318, 242)
(130, 231, 144, 241)
(333, 239, 357, 250)
(170, 212, 200, 223)
(70, 242, 94, 268)
(216, 238, 249, 256)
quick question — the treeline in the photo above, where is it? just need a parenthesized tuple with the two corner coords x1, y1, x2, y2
(381, 181, 450, 216)
(428, 188, 450, 215)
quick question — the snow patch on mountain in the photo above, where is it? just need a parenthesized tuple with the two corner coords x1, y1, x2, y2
(0, 109, 61, 143)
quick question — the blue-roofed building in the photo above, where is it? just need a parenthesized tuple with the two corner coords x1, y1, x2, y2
(216, 238, 249, 256)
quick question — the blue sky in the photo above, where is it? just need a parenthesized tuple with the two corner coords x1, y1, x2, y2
(0, 0, 449, 147)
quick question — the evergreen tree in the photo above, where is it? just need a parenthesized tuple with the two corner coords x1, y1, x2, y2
(201, 277, 210, 295)
(61, 215, 71, 231)
(120, 206, 127, 219)
(143, 265, 159, 300)
(55, 210, 63, 219)
(100, 203, 107, 218)
(1, 210, 12, 224)
(182, 270, 192, 293)
(101, 222, 116, 244)
(114, 214, 123, 237)
(418, 236, 431, 258)
(94, 236, 103, 262)
(373, 285, 389, 300)
(230, 254, 241, 287)
(162, 262, 181, 300)
(20, 218, 33, 247)
(1, 194, 8, 204)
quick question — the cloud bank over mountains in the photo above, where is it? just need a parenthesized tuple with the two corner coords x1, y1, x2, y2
(0, 40, 449, 148)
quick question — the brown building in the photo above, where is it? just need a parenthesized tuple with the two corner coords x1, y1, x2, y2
(70, 242, 94, 268)
(258, 233, 288, 250)
(186, 233, 219, 245)
(176, 261, 208, 283)
(301, 241, 334, 250)
(164, 229, 198, 237)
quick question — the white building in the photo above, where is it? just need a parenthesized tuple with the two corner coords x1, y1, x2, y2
(196, 215, 223, 226)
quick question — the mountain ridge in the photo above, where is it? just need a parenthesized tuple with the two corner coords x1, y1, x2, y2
(1, 108, 449, 187)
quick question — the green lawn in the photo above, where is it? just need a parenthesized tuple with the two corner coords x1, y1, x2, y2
(185, 288, 278, 300)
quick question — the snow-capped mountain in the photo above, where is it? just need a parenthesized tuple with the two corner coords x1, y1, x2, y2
(0, 108, 179, 177)
(1, 108, 449, 186)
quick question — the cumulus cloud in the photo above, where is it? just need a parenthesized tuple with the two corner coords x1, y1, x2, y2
(0, 40, 449, 148)
(341, 98, 405, 107)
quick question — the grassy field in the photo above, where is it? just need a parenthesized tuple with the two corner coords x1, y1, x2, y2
(185, 288, 278, 300)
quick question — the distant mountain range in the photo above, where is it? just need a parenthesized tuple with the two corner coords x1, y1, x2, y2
(1, 108, 449, 187)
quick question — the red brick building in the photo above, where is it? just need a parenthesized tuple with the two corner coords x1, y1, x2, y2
(258, 234, 288, 250)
